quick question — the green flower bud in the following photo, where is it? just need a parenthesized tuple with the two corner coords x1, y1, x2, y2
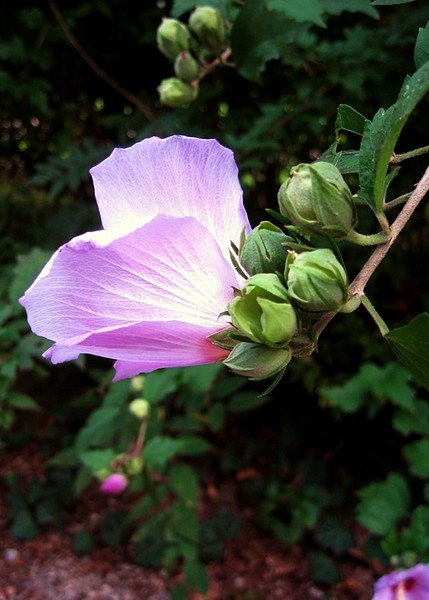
(126, 456, 145, 476)
(278, 162, 357, 239)
(156, 18, 191, 62)
(174, 51, 200, 83)
(229, 273, 297, 346)
(130, 375, 145, 394)
(239, 221, 292, 276)
(285, 248, 348, 313)
(158, 78, 197, 107)
(223, 342, 292, 380)
(189, 6, 225, 55)
(129, 398, 150, 420)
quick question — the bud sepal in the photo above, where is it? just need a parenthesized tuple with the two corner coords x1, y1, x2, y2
(158, 78, 198, 107)
(239, 221, 292, 275)
(189, 6, 225, 55)
(156, 18, 191, 62)
(223, 342, 292, 381)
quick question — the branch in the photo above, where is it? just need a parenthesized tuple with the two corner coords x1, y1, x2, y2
(314, 164, 429, 339)
(48, 0, 155, 123)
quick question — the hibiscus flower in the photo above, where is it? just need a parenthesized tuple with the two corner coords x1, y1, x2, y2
(20, 136, 250, 380)
(373, 564, 429, 600)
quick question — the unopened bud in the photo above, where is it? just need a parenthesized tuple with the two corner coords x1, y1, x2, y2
(126, 457, 145, 476)
(240, 222, 291, 276)
(100, 473, 128, 495)
(285, 248, 348, 313)
(223, 342, 292, 380)
(174, 51, 200, 82)
(278, 162, 356, 239)
(158, 78, 198, 107)
(156, 18, 191, 62)
(189, 6, 225, 55)
(229, 273, 297, 346)
(129, 398, 150, 420)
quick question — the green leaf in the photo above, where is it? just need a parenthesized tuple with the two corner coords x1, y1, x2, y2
(403, 438, 429, 478)
(74, 406, 121, 451)
(335, 104, 368, 136)
(392, 400, 429, 436)
(78, 449, 117, 472)
(7, 392, 39, 411)
(314, 515, 355, 554)
(267, 0, 325, 27)
(310, 550, 341, 584)
(169, 463, 199, 507)
(12, 509, 39, 540)
(386, 313, 429, 391)
(321, 0, 378, 17)
(229, 390, 271, 412)
(359, 61, 429, 212)
(143, 436, 185, 470)
(371, 0, 415, 4)
(415, 21, 429, 70)
(356, 473, 410, 535)
(9, 247, 52, 303)
(231, 0, 310, 81)
(184, 560, 209, 594)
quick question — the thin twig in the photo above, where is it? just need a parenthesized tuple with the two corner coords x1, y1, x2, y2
(391, 145, 429, 163)
(314, 164, 429, 339)
(48, 0, 155, 122)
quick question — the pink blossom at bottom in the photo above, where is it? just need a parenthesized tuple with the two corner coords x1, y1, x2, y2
(20, 136, 251, 379)
(100, 473, 128, 495)
(373, 564, 429, 600)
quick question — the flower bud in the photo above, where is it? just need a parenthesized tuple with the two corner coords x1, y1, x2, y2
(158, 78, 197, 107)
(126, 457, 145, 476)
(223, 342, 292, 380)
(229, 273, 297, 346)
(278, 162, 356, 239)
(130, 375, 145, 394)
(156, 18, 191, 62)
(174, 51, 200, 83)
(285, 249, 348, 313)
(129, 398, 150, 420)
(99, 473, 128, 495)
(239, 221, 291, 276)
(189, 6, 225, 55)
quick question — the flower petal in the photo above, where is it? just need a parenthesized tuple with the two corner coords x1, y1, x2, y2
(20, 215, 238, 363)
(90, 135, 250, 259)
(44, 320, 229, 380)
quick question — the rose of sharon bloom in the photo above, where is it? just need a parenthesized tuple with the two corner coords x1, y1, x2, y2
(100, 473, 128, 495)
(373, 564, 429, 600)
(20, 136, 250, 380)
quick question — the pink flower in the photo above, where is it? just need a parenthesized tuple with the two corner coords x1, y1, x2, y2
(373, 564, 429, 600)
(100, 473, 128, 495)
(20, 136, 250, 380)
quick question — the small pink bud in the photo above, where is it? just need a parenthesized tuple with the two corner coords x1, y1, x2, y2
(99, 473, 128, 495)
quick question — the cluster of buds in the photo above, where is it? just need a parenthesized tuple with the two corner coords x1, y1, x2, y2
(156, 7, 227, 107)
(97, 386, 151, 495)
(213, 162, 361, 386)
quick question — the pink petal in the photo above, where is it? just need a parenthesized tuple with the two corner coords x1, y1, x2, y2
(20, 215, 237, 369)
(45, 320, 228, 380)
(90, 136, 250, 260)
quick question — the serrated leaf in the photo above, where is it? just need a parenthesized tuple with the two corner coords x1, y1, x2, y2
(386, 313, 429, 391)
(403, 439, 429, 478)
(78, 449, 116, 472)
(356, 473, 410, 535)
(10, 247, 52, 303)
(321, 0, 378, 17)
(359, 61, 429, 212)
(310, 550, 341, 584)
(267, 0, 325, 27)
(231, 0, 310, 81)
(415, 21, 429, 70)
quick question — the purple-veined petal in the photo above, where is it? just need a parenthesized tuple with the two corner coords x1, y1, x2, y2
(20, 215, 238, 369)
(373, 564, 429, 600)
(90, 135, 250, 260)
(44, 320, 229, 380)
